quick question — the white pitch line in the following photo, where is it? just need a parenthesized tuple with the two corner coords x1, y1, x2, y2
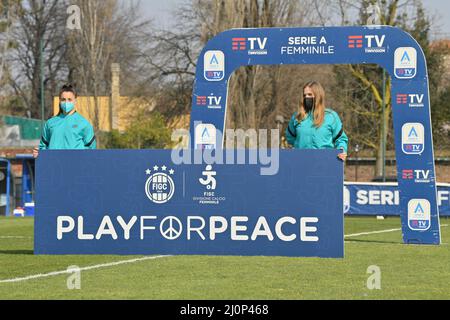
(3, 224, 448, 240)
(344, 228, 401, 238)
(0, 236, 32, 239)
(345, 224, 448, 238)
(0, 255, 172, 284)
(1, 223, 448, 284)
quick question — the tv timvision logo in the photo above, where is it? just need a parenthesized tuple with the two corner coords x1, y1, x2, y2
(196, 94, 222, 110)
(394, 47, 417, 79)
(232, 37, 268, 55)
(348, 34, 386, 53)
(402, 123, 424, 155)
(204, 50, 225, 82)
(402, 169, 432, 183)
(408, 199, 431, 231)
(396, 93, 425, 108)
(195, 123, 217, 150)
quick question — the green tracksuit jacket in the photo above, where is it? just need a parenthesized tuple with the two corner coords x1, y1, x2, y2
(285, 109, 348, 153)
(39, 112, 96, 150)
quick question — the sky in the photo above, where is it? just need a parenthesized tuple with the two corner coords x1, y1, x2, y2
(136, 0, 450, 39)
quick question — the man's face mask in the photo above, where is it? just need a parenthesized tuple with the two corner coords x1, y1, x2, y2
(60, 102, 75, 114)
(304, 97, 315, 112)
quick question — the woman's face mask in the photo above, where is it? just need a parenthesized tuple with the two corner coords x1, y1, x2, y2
(304, 97, 315, 112)
(60, 91, 76, 114)
(60, 102, 75, 114)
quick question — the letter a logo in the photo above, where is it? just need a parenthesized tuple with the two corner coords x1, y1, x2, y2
(202, 127, 210, 139)
(415, 203, 424, 214)
(401, 51, 410, 62)
(395, 47, 417, 79)
(408, 127, 418, 138)
(210, 54, 219, 65)
(402, 123, 424, 155)
(204, 51, 225, 81)
(408, 199, 431, 231)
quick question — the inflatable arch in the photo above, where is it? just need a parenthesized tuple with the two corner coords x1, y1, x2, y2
(189, 26, 441, 245)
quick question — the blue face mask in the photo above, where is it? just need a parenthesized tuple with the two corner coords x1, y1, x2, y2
(60, 102, 75, 114)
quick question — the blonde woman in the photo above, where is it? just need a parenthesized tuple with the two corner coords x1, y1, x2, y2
(286, 81, 348, 161)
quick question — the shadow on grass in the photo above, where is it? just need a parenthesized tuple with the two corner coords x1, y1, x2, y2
(345, 238, 402, 245)
(0, 250, 34, 255)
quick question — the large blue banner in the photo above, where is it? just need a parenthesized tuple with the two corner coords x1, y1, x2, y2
(344, 183, 450, 217)
(189, 26, 442, 245)
(35, 149, 344, 258)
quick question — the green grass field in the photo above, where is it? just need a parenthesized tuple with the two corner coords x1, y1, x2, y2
(0, 216, 449, 300)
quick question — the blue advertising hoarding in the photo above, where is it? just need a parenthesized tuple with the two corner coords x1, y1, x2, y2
(34, 26, 442, 256)
(189, 26, 441, 245)
(344, 183, 450, 217)
(35, 149, 344, 258)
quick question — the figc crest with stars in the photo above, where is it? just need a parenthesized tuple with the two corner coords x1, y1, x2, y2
(144, 165, 175, 204)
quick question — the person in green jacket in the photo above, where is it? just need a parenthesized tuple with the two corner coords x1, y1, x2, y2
(285, 81, 348, 161)
(33, 84, 96, 158)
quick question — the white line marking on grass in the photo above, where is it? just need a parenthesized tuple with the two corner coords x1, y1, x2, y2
(344, 228, 401, 238)
(0, 255, 172, 284)
(1, 223, 448, 283)
(344, 224, 448, 238)
(0, 236, 32, 239)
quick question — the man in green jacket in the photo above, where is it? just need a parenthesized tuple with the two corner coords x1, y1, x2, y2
(33, 84, 96, 158)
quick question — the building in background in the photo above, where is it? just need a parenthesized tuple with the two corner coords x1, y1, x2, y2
(0, 116, 41, 148)
(52, 64, 155, 132)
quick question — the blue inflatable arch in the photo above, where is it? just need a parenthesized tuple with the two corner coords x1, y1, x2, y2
(189, 26, 441, 245)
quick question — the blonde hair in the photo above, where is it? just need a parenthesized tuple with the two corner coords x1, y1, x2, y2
(296, 81, 326, 127)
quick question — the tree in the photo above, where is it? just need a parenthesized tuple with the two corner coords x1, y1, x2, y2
(65, 0, 151, 138)
(6, 0, 68, 119)
(326, 0, 444, 176)
(104, 112, 172, 149)
(0, 0, 20, 116)
(145, 0, 320, 132)
(432, 80, 450, 151)
(0, 0, 15, 87)
(212, 0, 302, 130)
